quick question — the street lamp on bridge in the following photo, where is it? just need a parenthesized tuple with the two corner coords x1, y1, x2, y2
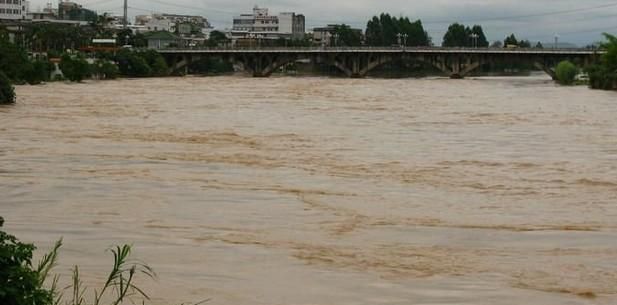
(397, 33, 408, 48)
(470, 33, 479, 48)
(333, 33, 340, 47)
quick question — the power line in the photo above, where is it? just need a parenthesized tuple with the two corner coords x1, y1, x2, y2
(423, 1, 617, 24)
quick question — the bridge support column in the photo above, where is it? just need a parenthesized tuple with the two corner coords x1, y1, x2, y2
(332, 54, 393, 78)
(534, 62, 557, 80)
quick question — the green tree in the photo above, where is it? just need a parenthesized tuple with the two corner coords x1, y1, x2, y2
(442, 23, 488, 47)
(504, 34, 519, 47)
(535, 41, 544, 49)
(365, 13, 430, 46)
(469, 25, 489, 47)
(365, 16, 383, 46)
(207, 30, 229, 47)
(0, 72, 15, 104)
(555, 60, 578, 85)
(331, 24, 362, 47)
(519, 39, 532, 48)
(442, 23, 469, 47)
(0, 36, 32, 82)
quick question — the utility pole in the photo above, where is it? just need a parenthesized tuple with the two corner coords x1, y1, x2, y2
(123, 0, 128, 29)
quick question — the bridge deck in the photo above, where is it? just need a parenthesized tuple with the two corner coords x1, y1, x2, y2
(159, 47, 603, 55)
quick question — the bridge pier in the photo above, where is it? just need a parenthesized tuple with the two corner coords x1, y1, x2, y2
(534, 62, 557, 80)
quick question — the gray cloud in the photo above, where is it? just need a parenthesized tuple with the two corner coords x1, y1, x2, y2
(28, 0, 617, 45)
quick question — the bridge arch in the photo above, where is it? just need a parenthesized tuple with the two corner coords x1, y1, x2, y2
(330, 54, 394, 78)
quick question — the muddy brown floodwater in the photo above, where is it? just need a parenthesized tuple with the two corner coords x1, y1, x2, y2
(1, 75, 617, 305)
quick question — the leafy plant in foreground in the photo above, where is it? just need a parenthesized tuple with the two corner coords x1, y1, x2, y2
(0, 216, 53, 305)
(1, 216, 158, 305)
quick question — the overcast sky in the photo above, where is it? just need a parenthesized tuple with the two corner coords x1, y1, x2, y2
(29, 0, 617, 45)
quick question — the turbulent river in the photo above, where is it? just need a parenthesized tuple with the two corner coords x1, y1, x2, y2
(1, 75, 617, 305)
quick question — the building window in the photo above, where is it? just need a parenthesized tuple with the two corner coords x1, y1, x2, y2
(0, 8, 5, 13)
(0, 0, 5, 4)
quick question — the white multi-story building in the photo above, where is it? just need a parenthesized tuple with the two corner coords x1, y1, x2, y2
(0, 0, 29, 21)
(231, 6, 305, 42)
(135, 13, 212, 34)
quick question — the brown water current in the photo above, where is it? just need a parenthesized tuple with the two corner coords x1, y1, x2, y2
(1, 75, 617, 304)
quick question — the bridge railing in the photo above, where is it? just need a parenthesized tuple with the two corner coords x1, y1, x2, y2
(156, 46, 602, 54)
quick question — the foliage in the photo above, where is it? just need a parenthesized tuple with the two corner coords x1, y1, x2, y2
(90, 245, 156, 305)
(60, 54, 91, 82)
(0, 216, 54, 305)
(93, 60, 120, 80)
(189, 57, 234, 74)
(442, 23, 488, 47)
(140, 50, 169, 76)
(599, 33, 617, 68)
(1, 216, 157, 305)
(535, 41, 544, 49)
(586, 33, 617, 90)
(23, 23, 93, 53)
(555, 60, 578, 85)
(116, 49, 151, 77)
(206, 31, 229, 47)
(504, 34, 519, 47)
(330, 24, 362, 47)
(116, 29, 147, 48)
(115, 49, 170, 77)
(26, 60, 52, 85)
(365, 13, 430, 46)
(0, 72, 15, 104)
(0, 37, 33, 82)
(519, 39, 532, 48)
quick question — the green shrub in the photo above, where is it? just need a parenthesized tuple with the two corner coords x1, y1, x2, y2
(116, 49, 151, 77)
(24, 61, 51, 85)
(94, 60, 120, 80)
(60, 54, 91, 82)
(586, 33, 617, 91)
(555, 60, 578, 85)
(587, 65, 617, 90)
(0, 217, 53, 305)
(0, 72, 15, 104)
(140, 49, 169, 76)
(150, 56, 169, 76)
(1, 217, 157, 305)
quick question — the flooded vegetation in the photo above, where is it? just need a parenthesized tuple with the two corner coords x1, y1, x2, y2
(1, 75, 617, 304)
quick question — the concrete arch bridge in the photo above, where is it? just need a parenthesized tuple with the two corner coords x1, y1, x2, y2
(158, 47, 604, 79)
